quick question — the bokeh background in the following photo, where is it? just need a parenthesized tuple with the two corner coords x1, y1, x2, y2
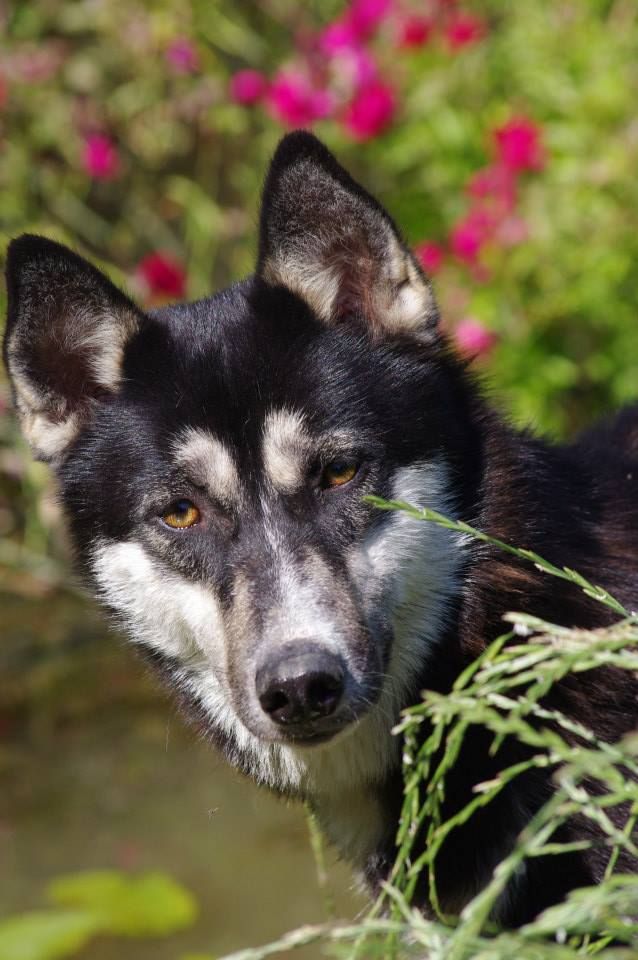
(2, 1, 638, 957)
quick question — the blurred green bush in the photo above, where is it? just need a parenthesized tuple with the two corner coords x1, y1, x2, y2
(0, 870, 197, 960)
(1, 0, 638, 589)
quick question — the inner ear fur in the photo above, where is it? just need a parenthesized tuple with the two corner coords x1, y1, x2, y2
(3, 234, 143, 462)
(257, 131, 439, 339)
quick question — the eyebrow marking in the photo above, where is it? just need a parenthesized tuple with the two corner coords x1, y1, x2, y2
(262, 408, 312, 494)
(173, 427, 241, 507)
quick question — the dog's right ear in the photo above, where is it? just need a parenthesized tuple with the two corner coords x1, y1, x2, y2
(257, 131, 439, 340)
(3, 235, 143, 462)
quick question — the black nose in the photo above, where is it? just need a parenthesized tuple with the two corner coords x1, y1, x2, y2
(256, 648, 344, 728)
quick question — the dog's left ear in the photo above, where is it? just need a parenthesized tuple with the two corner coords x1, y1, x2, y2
(257, 131, 438, 339)
(3, 235, 143, 462)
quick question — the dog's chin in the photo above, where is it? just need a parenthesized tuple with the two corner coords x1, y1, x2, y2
(283, 720, 357, 750)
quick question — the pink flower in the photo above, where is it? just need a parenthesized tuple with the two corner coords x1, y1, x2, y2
(165, 37, 199, 74)
(467, 164, 517, 225)
(398, 16, 433, 49)
(333, 46, 378, 90)
(137, 253, 186, 301)
(230, 69, 267, 105)
(468, 164, 516, 205)
(268, 71, 333, 127)
(342, 81, 395, 140)
(455, 318, 498, 357)
(320, 0, 391, 53)
(320, 18, 360, 54)
(349, 0, 392, 38)
(82, 134, 119, 180)
(444, 12, 486, 50)
(450, 208, 493, 264)
(415, 242, 444, 275)
(494, 116, 545, 172)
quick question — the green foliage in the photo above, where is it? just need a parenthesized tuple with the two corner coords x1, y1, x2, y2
(0, 871, 198, 960)
(47, 870, 198, 937)
(0, 911, 97, 960)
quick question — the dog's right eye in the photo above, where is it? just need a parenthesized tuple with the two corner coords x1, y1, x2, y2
(161, 499, 201, 529)
(321, 460, 359, 489)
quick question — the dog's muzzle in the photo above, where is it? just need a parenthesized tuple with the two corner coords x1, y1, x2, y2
(255, 644, 346, 742)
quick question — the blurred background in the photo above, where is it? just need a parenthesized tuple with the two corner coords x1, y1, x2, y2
(1, 1, 638, 957)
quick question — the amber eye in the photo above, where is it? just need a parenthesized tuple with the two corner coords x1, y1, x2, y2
(161, 499, 200, 529)
(321, 460, 358, 489)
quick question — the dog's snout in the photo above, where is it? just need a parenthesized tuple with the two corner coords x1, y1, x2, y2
(256, 647, 344, 729)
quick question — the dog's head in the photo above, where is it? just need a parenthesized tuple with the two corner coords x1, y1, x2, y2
(4, 133, 473, 793)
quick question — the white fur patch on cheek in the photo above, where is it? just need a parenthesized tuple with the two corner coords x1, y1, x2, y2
(91, 540, 226, 667)
(349, 459, 466, 715)
(91, 540, 304, 791)
(90, 540, 283, 785)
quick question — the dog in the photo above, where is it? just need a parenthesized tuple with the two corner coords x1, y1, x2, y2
(4, 131, 638, 926)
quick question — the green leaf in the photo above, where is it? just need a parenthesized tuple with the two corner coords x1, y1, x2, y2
(47, 871, 198, 937)
(0, 910, 99, 960)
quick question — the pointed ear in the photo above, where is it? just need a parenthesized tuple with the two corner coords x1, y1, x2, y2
(3, 235, 143, 462)
(257, 132, 439, 339)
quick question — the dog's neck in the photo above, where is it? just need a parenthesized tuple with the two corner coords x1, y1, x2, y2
(310, 784, 390, 870)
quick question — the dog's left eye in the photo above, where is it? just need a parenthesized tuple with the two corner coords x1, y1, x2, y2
(161, 499, 201, 529)
(321, 460, 358, 489)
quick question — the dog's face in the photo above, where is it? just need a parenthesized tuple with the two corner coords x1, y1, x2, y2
(4, 133, 470, 796)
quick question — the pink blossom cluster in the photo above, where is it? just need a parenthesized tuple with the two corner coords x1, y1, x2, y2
(165, 37, 200, 74)
(82, 134, 120, 180)
(230, 0, 487, 141)
(136, 252, 187, 303)
(415, 114, 545, 356)
(418, 115, 545, 276)
(398, 8, 486, 52)
(68, 5, 544, 360)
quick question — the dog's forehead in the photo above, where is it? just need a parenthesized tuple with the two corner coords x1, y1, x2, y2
(152, 284, 380, 494)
